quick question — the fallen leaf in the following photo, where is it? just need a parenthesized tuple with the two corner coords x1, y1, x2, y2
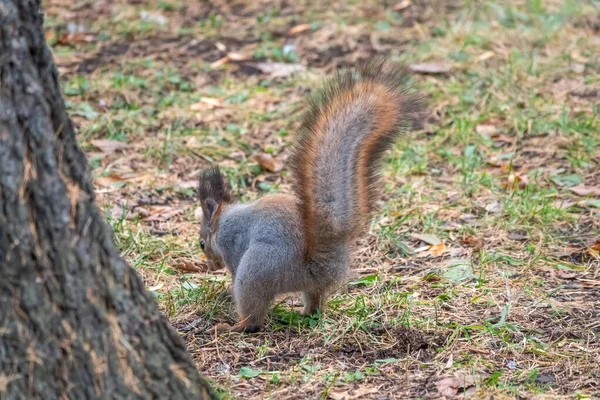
(591, 243, 600, 252)
(94, 173, 129, 187)
(579, 279, 600, 287)
(412, 233, 442, 245)
(436, 374, 477, 397)
(210, 56, 229, 69)
(552, 199, 577, 210)
(90, 139, 128, 154)
(586, 199, 600, 208)
(556, 269, 578, 280)
(145, 206, 181, 222)
(393, 0, 411, 11)
(254, 153, 284, 172)
(177, 180, 197, 190)
(288, 24, 310, 35)
(569, 184, 600, 197)
(484, 201, 502, 214)
(429, 242, 447, 257)
(409, 62, 452, 74)
(148, 282, 165, 291)
(503, 172, 529, 190)
(172, 260, 205, 273)
(329, 387, 379, 400)
(475, 124, 498, 135)
(491, 134, 516, 145)
(443, 261, 475, 283)
(571, 63, 585, 74)
(140, 10, 168, 25)
(461, 235, 483, 248)
(108, 204, 129, 219)
(551, 174, 583, 188)
(252, 62, 305, 78)
(191, 97, 222, 110)
(508, 231, 529, 241)
(58, 32, 95, 45)
(227, 52, 252, 61)
(476, 51, 495, 62)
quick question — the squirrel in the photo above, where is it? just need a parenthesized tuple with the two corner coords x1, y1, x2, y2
(198, 59, 425, 333)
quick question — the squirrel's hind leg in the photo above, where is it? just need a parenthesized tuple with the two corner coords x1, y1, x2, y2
(302, 290, 327, 316)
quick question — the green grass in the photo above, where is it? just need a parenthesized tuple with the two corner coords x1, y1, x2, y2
(49, 0, 600, 398)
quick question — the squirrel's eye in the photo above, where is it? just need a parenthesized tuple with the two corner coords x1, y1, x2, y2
(200, 240, 205, 250)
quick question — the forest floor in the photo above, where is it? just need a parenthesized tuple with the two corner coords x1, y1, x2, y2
(45, 0, 599, 398)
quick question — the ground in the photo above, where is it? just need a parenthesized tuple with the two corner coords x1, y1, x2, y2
(43, 0, 599, 398)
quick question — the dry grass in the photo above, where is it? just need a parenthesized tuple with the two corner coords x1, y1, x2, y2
(46, 0, 599, 398)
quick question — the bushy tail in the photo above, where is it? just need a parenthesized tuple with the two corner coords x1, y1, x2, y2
(289, 59, 425, 257)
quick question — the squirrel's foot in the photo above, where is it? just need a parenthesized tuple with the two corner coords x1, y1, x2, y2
(214, 321, 262, 334)
(302, 291, 326, 316)
(231, 321, 262, 333)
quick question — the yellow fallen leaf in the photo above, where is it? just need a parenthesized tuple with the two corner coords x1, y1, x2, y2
(254, 153, 284, 172)
(429, 242, 447, 257)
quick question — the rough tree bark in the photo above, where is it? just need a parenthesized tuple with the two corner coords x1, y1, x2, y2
(0, 1, 217, 399)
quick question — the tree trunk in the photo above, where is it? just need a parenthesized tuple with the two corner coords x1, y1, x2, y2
(0, 1, 217, 399)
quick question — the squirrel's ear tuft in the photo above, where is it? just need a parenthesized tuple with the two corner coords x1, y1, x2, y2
(198, 166, 232, 221)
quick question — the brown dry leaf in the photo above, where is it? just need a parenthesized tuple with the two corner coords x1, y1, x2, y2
(429, 242, 447, 257)
(172, 259, 205, 273)
(569, 184, 600, 197)
(393, 0, 412, 11)
(412, 233, 442, 245)
(145, 206, 182, 222)
(191, 97, 222, 111)
(410, 63, 452, 74)
(288, 24, 310, 35)
(90, 139, 129, 154)
(436, 374, 477, 397)
(461, 235, 484, 249)
(58, 32, 95, 45)
(254, 153, 284, 172)
(591, 243, 600, 252)
(252, 62, 305, 78)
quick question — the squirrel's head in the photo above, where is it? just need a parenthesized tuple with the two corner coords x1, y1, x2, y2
(198, 166, 232, 271)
